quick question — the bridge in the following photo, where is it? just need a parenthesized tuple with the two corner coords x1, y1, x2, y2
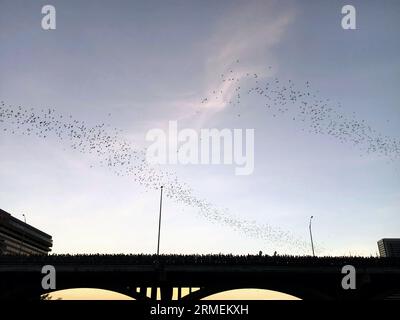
(0, 254, 399, 300)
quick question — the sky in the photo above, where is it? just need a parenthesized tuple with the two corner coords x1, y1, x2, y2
(1, 0, 400, 259)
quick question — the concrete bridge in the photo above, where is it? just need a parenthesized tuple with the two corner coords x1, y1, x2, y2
(0, 254, 399, 300)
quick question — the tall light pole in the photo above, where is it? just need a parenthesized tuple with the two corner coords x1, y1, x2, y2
(156, 186, 164, 256)
(309, 215, 315, 257)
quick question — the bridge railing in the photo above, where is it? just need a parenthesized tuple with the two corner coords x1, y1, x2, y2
(1, 254, 400, 267)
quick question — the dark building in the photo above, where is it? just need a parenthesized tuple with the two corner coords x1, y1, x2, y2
(378, 239, 400, 258)
(0, 208, 52, 255)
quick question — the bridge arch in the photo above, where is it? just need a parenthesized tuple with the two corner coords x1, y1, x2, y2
(182, 285, 334, 301)
(200, 288, 301, 300)
(41, 288, 136, 300)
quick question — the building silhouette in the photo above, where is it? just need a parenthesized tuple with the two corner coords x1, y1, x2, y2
(0, 208, 52, 255)
(378, 239, 400, 257)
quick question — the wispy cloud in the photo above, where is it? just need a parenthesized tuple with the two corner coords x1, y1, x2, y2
(199, 1, 296, 110)
(152, 1, 296, 131)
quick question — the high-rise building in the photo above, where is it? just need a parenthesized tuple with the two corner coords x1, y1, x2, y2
(378, 239, 400, 258)
(0, 208, 52, 255)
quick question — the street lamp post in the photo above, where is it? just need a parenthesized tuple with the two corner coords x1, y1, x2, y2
(309, 216, 315, 257)
(156, 186, 164, 256)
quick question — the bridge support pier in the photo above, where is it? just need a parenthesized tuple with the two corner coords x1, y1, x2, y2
(151, 287, 157, 300)
(160, 286, 173, 301)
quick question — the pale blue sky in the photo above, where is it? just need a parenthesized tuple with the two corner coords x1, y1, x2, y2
(0, 0, 399, 256)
